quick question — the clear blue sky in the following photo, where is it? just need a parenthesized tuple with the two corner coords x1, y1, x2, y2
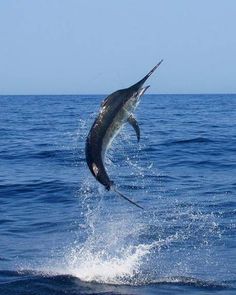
(0, 0, 236, 94)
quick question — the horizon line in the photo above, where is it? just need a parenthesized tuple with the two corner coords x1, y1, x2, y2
(0, 92, 236, 97)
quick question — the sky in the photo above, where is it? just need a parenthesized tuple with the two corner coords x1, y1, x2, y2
(0, 0, 236, 94)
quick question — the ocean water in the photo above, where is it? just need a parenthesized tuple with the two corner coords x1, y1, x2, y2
(0, 94, 235, 295)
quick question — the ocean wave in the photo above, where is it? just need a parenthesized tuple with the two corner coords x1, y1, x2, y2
(0, 180, 76, 198)
(0, 270, 232, 295)
(34, 149, 76, 160)
(162, 137, 214, 146)
(147, 276, 231, 289)
(0, 148, 83, 164)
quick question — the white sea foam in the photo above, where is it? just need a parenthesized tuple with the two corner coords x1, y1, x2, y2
(67, 244, 148, 283)
(64, 234, 178, 284)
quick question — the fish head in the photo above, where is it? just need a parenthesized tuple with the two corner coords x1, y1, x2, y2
(123, 60, 163, 112)
(124, 85, 150, 112)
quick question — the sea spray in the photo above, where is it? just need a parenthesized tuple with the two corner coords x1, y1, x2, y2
(55, 124, 222, 284)
(65, 230, 180, 284)
(31, 114, 220, 284)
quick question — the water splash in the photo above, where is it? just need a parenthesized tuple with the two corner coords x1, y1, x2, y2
(67, 243, 149, 283)
(35, 120, 223, 286)
(64, 231, 179, 284)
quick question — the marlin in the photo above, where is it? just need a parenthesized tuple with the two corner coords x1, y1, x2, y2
(85, 60, 163, 209)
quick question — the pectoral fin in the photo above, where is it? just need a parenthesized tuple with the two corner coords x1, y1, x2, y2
(128, 115, 140, 142)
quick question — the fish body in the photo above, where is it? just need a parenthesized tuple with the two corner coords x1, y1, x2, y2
(85, 61, 163, 208)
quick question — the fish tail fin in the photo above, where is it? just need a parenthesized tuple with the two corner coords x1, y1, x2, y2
(111, 185, 144, 210)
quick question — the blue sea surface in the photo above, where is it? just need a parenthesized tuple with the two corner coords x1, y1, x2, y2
(0, 94, 235, 295)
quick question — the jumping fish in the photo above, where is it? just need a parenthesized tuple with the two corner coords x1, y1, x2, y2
(86, 60, 163, 209)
